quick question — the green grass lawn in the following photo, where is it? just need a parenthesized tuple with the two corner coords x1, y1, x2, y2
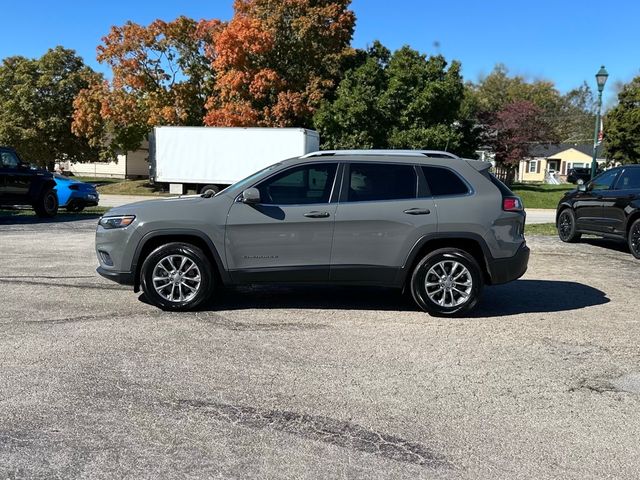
(525, 223, 557, 236)
(72, 176, 122, 186)
(511, 183, 575, 209)
(96, 179, 170, 196)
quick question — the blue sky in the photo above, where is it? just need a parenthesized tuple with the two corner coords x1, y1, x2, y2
(2, 0, 638, 104)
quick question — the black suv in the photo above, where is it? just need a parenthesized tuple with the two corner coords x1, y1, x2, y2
(0, 147, 58, 217)
(557, 165, 640, 258)
(567, 167, 603, 185)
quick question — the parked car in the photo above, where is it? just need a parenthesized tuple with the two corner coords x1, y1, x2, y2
(567, 166, 602, 184)
(95, 150, 529, 316)
(54, 174, 99, 212)
(0, 146, 58, 217)
(556, 165, 640, 259)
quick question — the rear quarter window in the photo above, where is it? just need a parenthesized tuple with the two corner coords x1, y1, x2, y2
(421, 166, 470, 196)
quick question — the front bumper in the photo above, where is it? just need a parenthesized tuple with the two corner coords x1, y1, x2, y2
(97, 266, 134, 285)
(487, 242, 530, 285)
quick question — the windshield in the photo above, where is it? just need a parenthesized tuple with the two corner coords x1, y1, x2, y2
(217, 162, 283, 195)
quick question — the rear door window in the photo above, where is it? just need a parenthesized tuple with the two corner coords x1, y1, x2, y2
(346, 163, 417, 202)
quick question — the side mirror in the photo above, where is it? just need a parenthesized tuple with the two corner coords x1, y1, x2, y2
(240, 188, 261, 204)
(577, 179, 584, 185)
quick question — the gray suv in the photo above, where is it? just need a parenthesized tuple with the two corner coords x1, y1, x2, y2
(96, 151, 529, 316)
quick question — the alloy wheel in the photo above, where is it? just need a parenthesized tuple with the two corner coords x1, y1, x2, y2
(152, 254, 202, 303)
(424, 260, 473, 308)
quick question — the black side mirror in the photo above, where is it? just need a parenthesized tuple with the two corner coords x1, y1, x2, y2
(240, 188, 261, 204)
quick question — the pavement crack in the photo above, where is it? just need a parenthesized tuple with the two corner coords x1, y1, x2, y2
(173, 399, 451, 469)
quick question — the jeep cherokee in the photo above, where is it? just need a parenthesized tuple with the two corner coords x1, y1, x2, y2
(95, 151, 529, 316)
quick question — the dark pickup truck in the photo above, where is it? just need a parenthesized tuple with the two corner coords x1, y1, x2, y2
(0, 147, 58, 217)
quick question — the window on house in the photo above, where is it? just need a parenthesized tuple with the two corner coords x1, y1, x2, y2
(528, 161, 537, 173)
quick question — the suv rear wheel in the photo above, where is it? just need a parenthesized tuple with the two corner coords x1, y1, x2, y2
(410, 248, 484, 317)
(140, 242, 214, 311)
(33, 187, 58, 218)
(628, 218, 640, 259)
(557, 209, 581, 243)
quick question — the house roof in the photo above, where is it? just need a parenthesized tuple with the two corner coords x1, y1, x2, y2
(528, 143, 593, 158)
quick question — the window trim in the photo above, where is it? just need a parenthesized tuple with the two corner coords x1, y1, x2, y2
(528, 160, 537, 173)
(338, 161, 420, 204)
(243, 161, 342, 206)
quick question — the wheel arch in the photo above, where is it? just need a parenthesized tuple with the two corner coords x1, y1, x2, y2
(30, 178, 57, 201)
(399, 234, 492, 288)
(556, 202, 573, 223)
(132, 229, 230, 292)
(626, 209, 640, 236)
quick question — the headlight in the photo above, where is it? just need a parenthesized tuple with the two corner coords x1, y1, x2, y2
(99, 215, 136, 229)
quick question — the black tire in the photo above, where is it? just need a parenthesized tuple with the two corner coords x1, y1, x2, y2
(66, 201, 85, 212)
(140, 242, 215, 311)
(33, 187, 58, 218)
(199, 184, 220, 196)
(410, 248, 484, 317)
(557, 208, 581, 243)
(628, 218, 640, 260)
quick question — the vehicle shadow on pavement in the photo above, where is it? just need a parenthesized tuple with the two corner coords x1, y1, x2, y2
(194, 285, 421, 312)
(581, 237, 631, 255)
(164, 279, 609, 316)
(0, 212, 102, 225)
(472, 279, 609, 317)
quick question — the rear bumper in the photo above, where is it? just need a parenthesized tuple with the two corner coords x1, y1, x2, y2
(97, 267, 134, 286)
(487, 243, 530, 285)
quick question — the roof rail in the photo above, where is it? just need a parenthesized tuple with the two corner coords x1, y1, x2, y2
(300, 149, 459, 159)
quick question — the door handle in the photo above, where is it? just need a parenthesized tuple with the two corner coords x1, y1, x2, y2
(304, 211, 330, 218)
(403, 208, 431, 215)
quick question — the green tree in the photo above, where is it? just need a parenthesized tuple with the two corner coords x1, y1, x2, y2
(312, 41, 389, 149)
(605, 76, 640, 164)
(557, 82, 595, 143)
(314, 42, 476, 155)
(0, 47, 101, 168)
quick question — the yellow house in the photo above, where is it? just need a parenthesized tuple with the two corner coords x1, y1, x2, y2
(517, 144, 606, 183)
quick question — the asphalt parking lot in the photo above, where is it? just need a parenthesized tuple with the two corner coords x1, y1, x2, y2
(1, 216, 640, 479)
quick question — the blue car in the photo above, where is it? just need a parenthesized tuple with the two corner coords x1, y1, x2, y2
(53, 174, 100, 212)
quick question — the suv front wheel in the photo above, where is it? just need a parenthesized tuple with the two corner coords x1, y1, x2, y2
(410, 248, 484, 317)
(140, 242, 214, 311)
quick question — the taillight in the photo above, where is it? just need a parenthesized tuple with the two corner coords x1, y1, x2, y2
(503, 197, 523, 212)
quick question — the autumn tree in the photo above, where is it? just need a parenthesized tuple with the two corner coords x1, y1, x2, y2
(472, 64, 594, 144)
(72, 16, 219, 157)
(0, 47, 100, 168)
(314, 42, 476, 155)
(605, 76, 640, 164)
(488, 100, 557, 172)
(204, 0, 356, 128)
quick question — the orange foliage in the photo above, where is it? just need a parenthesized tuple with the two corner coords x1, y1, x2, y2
(204, 0, 355, 127)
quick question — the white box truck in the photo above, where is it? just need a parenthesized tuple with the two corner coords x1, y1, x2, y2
(149, 127, 320, 195)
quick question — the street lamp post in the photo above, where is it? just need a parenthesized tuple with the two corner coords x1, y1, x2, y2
(591, 66, 609, 180)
